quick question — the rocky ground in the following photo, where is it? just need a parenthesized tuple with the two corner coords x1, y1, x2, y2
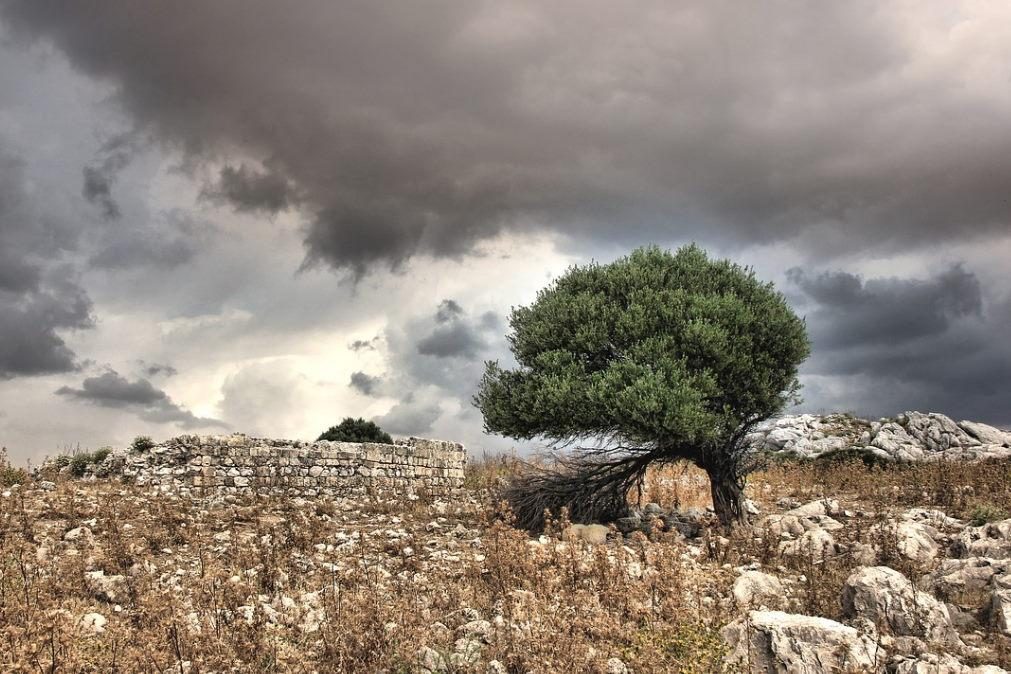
(4, 428, 1011, 672)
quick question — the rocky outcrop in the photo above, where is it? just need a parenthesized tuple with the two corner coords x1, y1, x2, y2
(748, 411, 1011, 463)
(722, 610, 880, 673)
(842, 566, 961, 647)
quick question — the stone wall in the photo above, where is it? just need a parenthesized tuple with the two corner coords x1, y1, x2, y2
(116, 434, 466, 497)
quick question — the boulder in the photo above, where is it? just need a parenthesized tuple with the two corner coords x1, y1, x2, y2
(732, 570, 786, 609)
(85, 570, 128, 604)
(722, 610, 879, 674)
(779, 527, 838, 562)
(958, 420, 1011, 447)
(954, 520, 1011, 559)
(785, 498, 841, 519)
(80, 612, 107, 635)
(842, 566, 961, 646)
(922, 558, 1010, 609)
(890, 652, 1008, 673)
(992, 589, 1011, 636)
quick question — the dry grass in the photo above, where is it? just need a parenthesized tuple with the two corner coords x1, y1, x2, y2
(2, 455, 1011, 671)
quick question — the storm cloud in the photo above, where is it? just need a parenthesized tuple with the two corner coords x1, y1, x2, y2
(792, 265, 1011, 425)
(56, 370, 226, 429)
(5, 2, 1011, 277)
(349, 371, 382, 397)
(0, 145, 93, 379)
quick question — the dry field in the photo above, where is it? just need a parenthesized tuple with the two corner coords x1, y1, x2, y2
(2, 453, 1011, 672)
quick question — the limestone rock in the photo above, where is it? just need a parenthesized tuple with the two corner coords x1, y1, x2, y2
(841, 566, 960, 646)
(992, 589, 1011, 636)
(81, 612, 107, 634)
(954, 519, 1011, 559)
(922, 558, 1010, 609)
(890, 652, 1008, 673)
(85, 570, 128, 604)
(722, 610, 879, 674)
(732, 570, 786, 609)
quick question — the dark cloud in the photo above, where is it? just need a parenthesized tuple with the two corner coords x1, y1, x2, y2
(791, 264, 1011, 425)
(6, 2, 1011, 277)
(788, 265, 983, 349)
(373, 395, 442, 436)
(81, 133, 136, 220)
(141, 362, 178, 378)
(0, 145, 94, 379)
(349, 371, 382, 397)
(435, 299, 464, 324)
(417, 323, 485, 359)
(202, 164, 299, 214)
(371, 301, 506, 437)
(348, 336, 379, 352)
(56, 370, 226, 429)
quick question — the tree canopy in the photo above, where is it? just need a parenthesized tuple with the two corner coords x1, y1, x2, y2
(475, 244, 810, 528)
(317, 417, 393, 444)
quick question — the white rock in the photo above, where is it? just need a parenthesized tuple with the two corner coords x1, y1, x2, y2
(892, 652, 1008, 673)
(85, 570, 128, 603)
(959, 420, 1011, 446)
(841, 566, 960, 646)
(605, 657, 629, 674)
(81, 612, 107, 634)
(993, 588, 1011, 636)
(733, 570, 786, 608)
(417, 646, 447, 673)
(64, 526, 92, 541)
(722, 610, 878, 674)
(955, 519, 1011, 559)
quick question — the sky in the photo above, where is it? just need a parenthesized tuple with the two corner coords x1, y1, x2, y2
(1, 1, 1009, 464)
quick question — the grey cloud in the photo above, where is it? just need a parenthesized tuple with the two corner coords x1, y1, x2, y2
(348, 337, 379, 352)
(349, 370, 382, 396)
(0, 144, 94, 378)
(417, 323, 485, 359)
(56, 370, 226, 429)
(141, 362, 178, 378)
(791, 265, 1011, 425)
(81, 133, 136, 220)
(203, 164, 299, 214)
(7, 2, 1011, 276)
(374, 395, 442, 436)
(87, 210, 204, 271)
(435, 299, 463, 324)
(373, 300, 507, 438)
(788, 265, 983, 349)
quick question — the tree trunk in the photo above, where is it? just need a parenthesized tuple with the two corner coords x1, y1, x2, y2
(707, 467, 747, 529)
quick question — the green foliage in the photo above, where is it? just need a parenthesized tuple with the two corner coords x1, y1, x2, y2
(317, 417, 393, 444)
(130, 435, 156, 453)
(476, 244, 809, 455)
(0, 448, 28, 486)
(969, 503, 1009, 527)
(624, 621, 729, 673)
(475, 244, 810, 527)
(65, 447, 113, 477)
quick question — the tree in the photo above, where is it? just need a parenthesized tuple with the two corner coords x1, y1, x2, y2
(475, 245, 809, 529)
(317, 417, 394, 444)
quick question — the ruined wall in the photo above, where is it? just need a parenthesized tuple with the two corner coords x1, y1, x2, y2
(119, 434, 466, 497)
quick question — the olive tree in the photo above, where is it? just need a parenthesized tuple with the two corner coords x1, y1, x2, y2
(475, 245, 809, 529)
